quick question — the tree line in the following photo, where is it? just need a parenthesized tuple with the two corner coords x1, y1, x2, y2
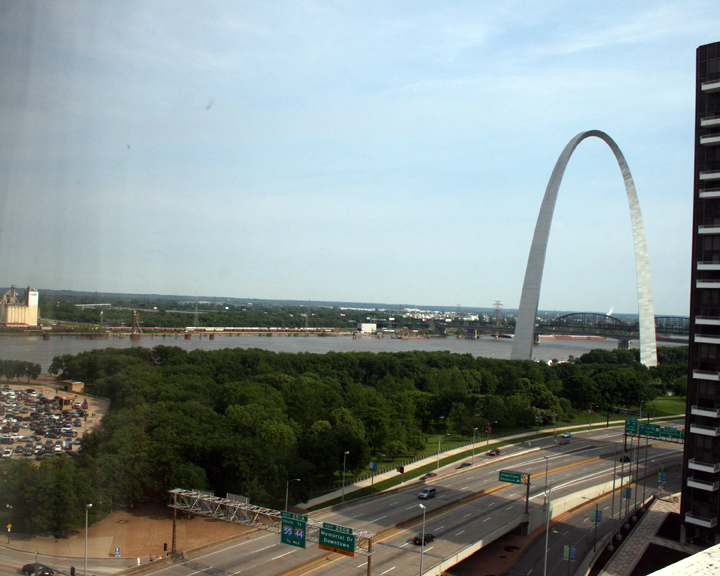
(0, 359, 42, 383)
(1, 345, 686, 534)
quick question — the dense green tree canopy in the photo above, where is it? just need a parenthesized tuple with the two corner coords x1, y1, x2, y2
(1, 344, 685, 529)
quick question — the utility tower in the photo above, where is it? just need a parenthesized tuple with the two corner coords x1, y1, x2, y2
(494, 301, 503, 336)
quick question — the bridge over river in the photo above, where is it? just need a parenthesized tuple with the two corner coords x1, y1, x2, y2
(393, 313, 689, 348)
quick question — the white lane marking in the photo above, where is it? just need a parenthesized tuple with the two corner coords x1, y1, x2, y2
(185, 566, 214, 576)
(271, 550, 297, 560)
(488, 503, 494, 506)
(424, 546, 434, 553)
(389, 501, 398, 506)
(357, 562, 368, 568)
(604, 506, 610, 510)
(353, 513, 365, 518)
(370, 515, 387, 523)
(460, 486, 470, 490)
(463, 513, 472, 518)
(508, 493, 516, 497)
(405, 505, 417, 510)
(483, 517, 491, 522)
(380, 568, 396, 575)
(455, 530, 465, 536)
(435, 525, 444, 531)
(527, 570, 533, 575)
(251, 544, 276, 553)
(400, 542, 409, 548)
(506, 506, 513, 510)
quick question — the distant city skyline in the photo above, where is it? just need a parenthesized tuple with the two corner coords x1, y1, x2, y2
(2, 2, 719, 316)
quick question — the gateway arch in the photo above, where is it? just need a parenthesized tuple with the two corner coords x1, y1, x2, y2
(510, 130, 658, 367)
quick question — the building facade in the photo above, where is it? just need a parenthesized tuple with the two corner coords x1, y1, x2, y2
(683, 41, 720, 544)
(0, 286, 39, 326)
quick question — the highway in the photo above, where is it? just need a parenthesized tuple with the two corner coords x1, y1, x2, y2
(500, 467, 683, 576)
(0, 424, 684, 576)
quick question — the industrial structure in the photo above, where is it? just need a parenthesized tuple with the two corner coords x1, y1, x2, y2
(682, 40, 720, 545)
(511, 130, 658, 367)
(0, 286, 39, 326)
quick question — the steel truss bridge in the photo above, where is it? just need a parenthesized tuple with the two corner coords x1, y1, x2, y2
(546, 313, 689, 335)
(404, 313, 689, 342)
(168, 488, 376, 556)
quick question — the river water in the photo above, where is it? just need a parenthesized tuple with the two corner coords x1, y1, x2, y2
(0, 333, 666, 372)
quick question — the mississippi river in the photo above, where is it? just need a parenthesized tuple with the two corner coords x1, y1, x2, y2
(0, 332, 678, 372)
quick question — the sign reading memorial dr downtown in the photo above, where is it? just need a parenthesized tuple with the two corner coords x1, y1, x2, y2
(318, 522, 356, 557)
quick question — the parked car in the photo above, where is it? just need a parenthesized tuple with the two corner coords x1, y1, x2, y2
(413, 532, 435, 545)
(1, 448, 13, 458)
(488, 448, 501, 456)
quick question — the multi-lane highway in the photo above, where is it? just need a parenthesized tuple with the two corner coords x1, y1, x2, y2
(0, 423, 684, 576)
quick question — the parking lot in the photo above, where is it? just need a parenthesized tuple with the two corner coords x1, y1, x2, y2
(0, 378, 109, 461)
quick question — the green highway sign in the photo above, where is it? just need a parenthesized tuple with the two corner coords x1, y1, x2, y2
(319, 526, 356, 557)
(625, 417, 638, 435)
(499, 471, 523, 485)
(639, 423, 661, 438)
(281, 511, 307, 549)
(661, 427, 684, 440)
(323, 522, 353, 534)
(282, 511, 308, 522)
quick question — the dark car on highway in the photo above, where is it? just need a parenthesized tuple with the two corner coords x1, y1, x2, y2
(456, 462, 471, 469)
(22, 563, 54, 576)
(413, 532, 435, 545)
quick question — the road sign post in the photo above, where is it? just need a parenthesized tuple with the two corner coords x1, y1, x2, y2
(281, 511, 307, 549)
(499, 471, 523, 484)
(499, 471, 531, 513)
(319, 522, 356, 557)
(625, 417, 638, 435)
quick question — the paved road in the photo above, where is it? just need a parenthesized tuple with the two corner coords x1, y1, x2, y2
(502, 465, 683, 576)
(0, 424, 684, 576)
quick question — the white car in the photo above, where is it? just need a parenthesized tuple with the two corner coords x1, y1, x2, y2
(561, 432, 572, 438)
(1, 448, 13, 459)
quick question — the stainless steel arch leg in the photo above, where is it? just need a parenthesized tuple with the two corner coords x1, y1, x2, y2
(511, 130, 657, 367)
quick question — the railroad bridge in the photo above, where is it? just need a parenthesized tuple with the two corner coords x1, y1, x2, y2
(431, 313, 688, 347)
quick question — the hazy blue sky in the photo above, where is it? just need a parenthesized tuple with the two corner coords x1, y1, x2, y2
(1, 1, 718, 315)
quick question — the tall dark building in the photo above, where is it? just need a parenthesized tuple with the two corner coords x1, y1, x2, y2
(683, 41, 720, 545)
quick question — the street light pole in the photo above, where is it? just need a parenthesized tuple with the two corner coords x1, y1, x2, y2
(472, 428, 478, 465)
(543, 456, 550, 510)
(285, 478, 300, 512)
(594, 502, 599, 552)
(5, 504, 11, 544)
(436, 434, 448, 471)
(84, 503, 92, 576)
(543, 487, 552, 576)
(552, 530, 572, 576)
(341, 451, 350, 503)
(419, 504, 426, 576)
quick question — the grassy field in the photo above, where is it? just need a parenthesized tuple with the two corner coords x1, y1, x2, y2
(639, 396, 686, 418)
